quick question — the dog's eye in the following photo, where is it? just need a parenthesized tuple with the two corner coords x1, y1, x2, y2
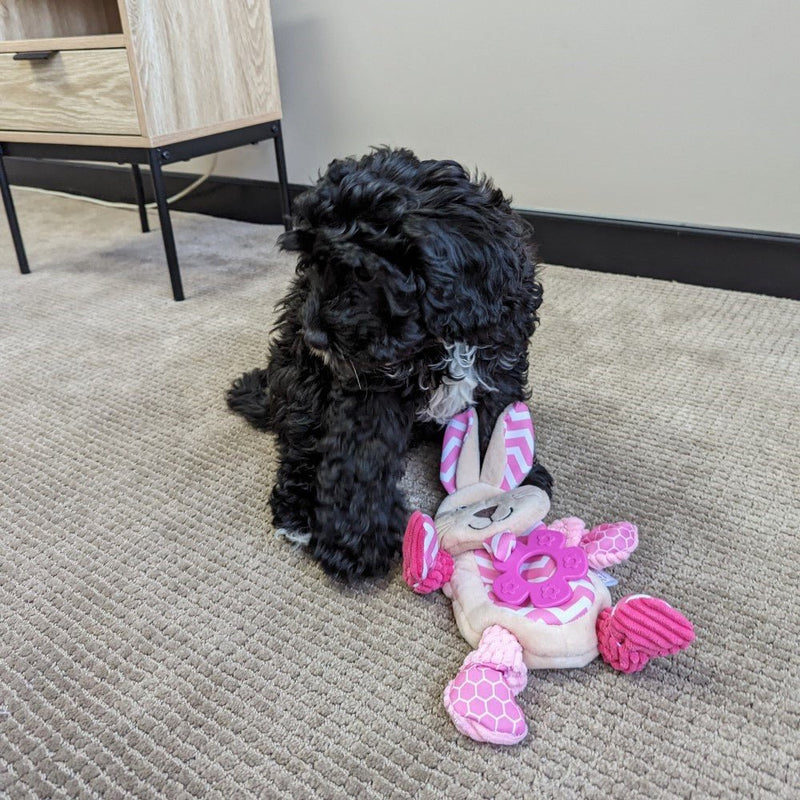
(354, 265, 372, 282)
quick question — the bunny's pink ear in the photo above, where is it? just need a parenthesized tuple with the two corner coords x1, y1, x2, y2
(480, 402, 535, 490)
(440, 408, 478, 493)
(499, 402, 535, 490)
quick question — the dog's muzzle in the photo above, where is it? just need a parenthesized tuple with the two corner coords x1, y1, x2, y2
(303, 328, 329, 351)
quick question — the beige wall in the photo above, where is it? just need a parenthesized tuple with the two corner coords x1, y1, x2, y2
(186, 0, 800, 234)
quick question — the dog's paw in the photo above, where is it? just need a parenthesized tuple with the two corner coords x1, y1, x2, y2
(226, 368, 273, 430)
(313, 538, 399, 582)
(275, 528, 312, 548)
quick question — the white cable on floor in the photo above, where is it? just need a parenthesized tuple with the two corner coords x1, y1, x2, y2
(14, 154, 218, 212)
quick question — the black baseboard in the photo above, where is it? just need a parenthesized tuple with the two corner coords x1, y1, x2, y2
(520, 210, 799, 300)
(5, 158, 798, 299)
(4, 157, 308, 226)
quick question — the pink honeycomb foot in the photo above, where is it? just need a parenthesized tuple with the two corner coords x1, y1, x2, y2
(444, 665, 528, 745)
(443, 626, 529, 745)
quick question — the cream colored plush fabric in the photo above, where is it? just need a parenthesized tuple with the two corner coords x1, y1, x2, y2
(1, 192, 798, 798)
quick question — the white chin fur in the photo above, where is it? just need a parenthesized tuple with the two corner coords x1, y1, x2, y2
(419, 342, 493, 424)
(275, 528, 312, 547)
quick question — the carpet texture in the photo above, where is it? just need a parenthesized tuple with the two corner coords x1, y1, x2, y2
(1, 192, 798, 799)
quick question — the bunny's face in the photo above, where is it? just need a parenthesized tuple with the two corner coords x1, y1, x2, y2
(436, 484, 550, 551)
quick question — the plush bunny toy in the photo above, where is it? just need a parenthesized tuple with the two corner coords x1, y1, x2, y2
(403, 402, 694, 745)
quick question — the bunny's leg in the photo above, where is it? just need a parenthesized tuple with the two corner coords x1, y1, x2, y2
(444, 626, 529, 745)
(597, 595, 695, 673)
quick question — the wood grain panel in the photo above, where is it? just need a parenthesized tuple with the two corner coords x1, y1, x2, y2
(0, 34, 125, 53)
(0, 49, 140, 134)
(120, 0, 281, 140)
(0, 0, 122, 40)
(0, 129, 147, 146)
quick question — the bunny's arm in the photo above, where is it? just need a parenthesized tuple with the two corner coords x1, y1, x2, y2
(403, 510, 454, 593)
(548, 517, 639, 568)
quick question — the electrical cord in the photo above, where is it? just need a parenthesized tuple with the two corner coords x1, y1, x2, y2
(14, 155, 218, 211)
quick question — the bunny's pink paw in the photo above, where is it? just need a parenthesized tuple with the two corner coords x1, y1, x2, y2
(402, 511, 453, 594)
(581, 521, 639, 568)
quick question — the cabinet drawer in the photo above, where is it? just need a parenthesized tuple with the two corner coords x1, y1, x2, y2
(0, 48, 140, 135)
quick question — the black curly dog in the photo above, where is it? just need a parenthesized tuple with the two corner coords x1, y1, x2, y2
(228, 148, 552, 580)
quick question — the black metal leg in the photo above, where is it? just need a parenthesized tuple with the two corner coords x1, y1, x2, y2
(147, 149, 184, 301)
(130, 163, 150, 233)
(271, 122, 292, 231)
(0, 143, 30, 274)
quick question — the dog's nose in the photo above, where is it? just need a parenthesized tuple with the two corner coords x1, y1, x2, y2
(474, 505, 498, 519)
(303, 328, 329, 351)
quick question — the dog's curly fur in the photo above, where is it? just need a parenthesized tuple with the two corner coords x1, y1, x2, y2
(228, 147, 552, 580)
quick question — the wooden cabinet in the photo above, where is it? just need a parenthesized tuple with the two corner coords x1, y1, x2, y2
(0, 0, 282, 146)
(0, 48, 140, 135)
(0, 0, 290, 300)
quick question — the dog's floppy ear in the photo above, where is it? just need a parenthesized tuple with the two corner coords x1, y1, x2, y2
(406, 216, 530, 342)
(278, 228, 315, 253)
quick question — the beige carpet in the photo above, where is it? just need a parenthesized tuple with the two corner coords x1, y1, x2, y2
(1, 191, 798, 799)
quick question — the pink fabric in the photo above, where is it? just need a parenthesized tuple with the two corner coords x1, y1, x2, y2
(465, 625, 528, 694)
(402, 511, 453, 594)
(597, 595, 696, 673)
(581, 521, 638, 569)
(440, 408, 475, 492)
(547, 516, 587, 547)
(484, 530, 517, 561)
(499, 402, 535, 491)
(444, 626, 529, 745)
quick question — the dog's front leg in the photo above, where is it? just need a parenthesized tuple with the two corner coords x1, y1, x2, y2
(312, 389, 415, 580)
(268, 356, 331, 541)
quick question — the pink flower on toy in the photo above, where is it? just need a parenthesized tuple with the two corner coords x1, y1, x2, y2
(491, 528, 589, 608)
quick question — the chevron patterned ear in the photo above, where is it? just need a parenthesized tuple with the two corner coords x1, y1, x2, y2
(479, 402, 535, 490)
(440, 407, 479, 493)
